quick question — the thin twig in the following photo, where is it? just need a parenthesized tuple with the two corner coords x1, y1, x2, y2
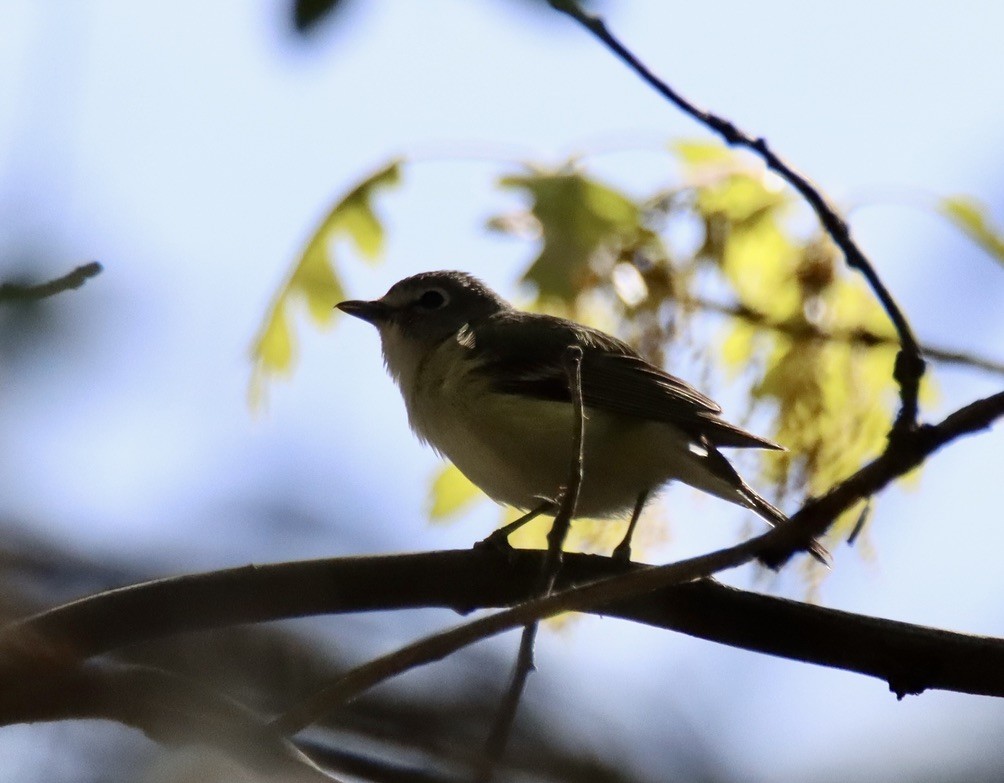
(543, 346, 587, 591)
(477, 624, 538, 782)
(548, 0, 925, 433)
(688, 296, 1004, 376)
(477, 346, 586, 781)
(0, 262, 103, 303)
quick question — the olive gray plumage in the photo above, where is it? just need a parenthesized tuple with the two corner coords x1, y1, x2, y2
(337, 270, 825, 562)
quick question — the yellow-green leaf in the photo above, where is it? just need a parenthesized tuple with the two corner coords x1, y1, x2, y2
(248, 302, 294, 409)
(255, 301, 293, 373)
(939, 195, 1004, 266)
(671, 139, 734, 169)
(292, 243, 345, 325)
(248, 160, 402, 408)
(306, 160, 401, 266)
(428, 463, 482, 520)
(500, 171, 642, 302)
(720, 319, 756, 371)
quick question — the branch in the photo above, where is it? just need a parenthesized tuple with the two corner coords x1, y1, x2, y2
(548, 1, 925, 433)
(477, 346, 586, 781)
(274, 528, 776, 735)
(2, 392, 1000, 731)
(0, 660, 335, 781)
(687, 295, 1004, 377)
(761, 390, 1004, 566)
(0, 262, 103, 303)
(9, 390, 994, 665)
(5, 543, 1004, 712)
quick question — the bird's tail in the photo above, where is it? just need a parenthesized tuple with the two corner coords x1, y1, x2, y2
(738, 484, 830, 565)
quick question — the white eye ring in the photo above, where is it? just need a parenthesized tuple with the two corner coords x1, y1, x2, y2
(416, 288, 448, 310)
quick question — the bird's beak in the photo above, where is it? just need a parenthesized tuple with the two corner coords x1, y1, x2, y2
(336, 299, 391, 325)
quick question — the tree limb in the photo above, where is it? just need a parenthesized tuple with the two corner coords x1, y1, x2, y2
(1, 393, 1000, 735)
(547, 0, 925, 434)
(0, 262, 103, 303)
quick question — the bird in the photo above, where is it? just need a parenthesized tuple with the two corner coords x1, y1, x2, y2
(337, 270, 825, 563)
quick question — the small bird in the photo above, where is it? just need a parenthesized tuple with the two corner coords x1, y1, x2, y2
(337, 270, 824, 562)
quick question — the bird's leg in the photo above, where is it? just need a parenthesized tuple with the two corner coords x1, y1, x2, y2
(612, 490, 649, 562)
(476, 502, 553, 551)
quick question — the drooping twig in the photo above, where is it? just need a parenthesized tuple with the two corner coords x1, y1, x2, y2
(477, 346, 586, 781)
(760, 390, 1004, 566)
(0, 262, 103, 303)
(547, 0, 925, 434)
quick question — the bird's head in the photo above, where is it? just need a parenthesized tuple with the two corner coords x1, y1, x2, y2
(337, 270, 509, 348)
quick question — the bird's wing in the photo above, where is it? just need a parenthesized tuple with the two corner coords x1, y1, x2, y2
(470, 312, 781, 450)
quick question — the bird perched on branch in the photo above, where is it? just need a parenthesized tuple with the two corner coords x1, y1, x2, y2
(338, 270, 825, 563)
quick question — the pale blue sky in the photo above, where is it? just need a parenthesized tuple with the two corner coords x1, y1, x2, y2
(2, 2, 1004, 780)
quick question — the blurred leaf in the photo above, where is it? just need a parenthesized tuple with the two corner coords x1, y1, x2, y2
(257, 302, 294, 374)
(305, 160, 401, 266)
(500, 171, 642, 302)
(248, 161, 401, 409)
(939, 195, 1004, 266)
(292, 0, 350, 34)
(696, 171, 788, 226)
(291, 241, 342, 324)
(720, 319, 756, 372)
(720, 210, 801, 318)
(672, 139, 734, 169)
(429, 464, 482, 521)
(752, 271, 910, 540)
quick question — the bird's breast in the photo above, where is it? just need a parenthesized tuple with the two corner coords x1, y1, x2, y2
(381, 328, 706, 517)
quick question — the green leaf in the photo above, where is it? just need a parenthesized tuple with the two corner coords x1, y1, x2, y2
(248, 301, 294, 409)
(291, 242, 345, 325)
(671, 139, 734, 169)
(428, 464, 482, 520)
(697, 172, 787, 225)
(256, 301, 293, 373)
(305, 160, 402, 266)
(939, 195, 1004, 267)
(248, 160, 402, 408)
(500, 171, 642, 302)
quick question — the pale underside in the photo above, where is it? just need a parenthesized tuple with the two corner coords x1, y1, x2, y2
(380, 322, 751, 519)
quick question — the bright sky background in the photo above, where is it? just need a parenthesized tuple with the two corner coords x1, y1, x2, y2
(2, 2, 1004, 780)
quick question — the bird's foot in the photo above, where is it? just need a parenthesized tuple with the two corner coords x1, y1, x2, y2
(474, 530, 514, 554)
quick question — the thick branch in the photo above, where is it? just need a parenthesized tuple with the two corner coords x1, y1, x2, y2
(548, 1, 925, 432)
(1, 395, 1000, 724)
(5, 551, 1004, 705)
(8, 391, 996, 664)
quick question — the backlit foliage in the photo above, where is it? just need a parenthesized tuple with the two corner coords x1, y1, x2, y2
(249, 161, 401, 407)
(251, 142, 984, 556)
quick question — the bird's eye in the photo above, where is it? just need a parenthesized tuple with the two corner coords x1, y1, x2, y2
(416, 289, 447, 310)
